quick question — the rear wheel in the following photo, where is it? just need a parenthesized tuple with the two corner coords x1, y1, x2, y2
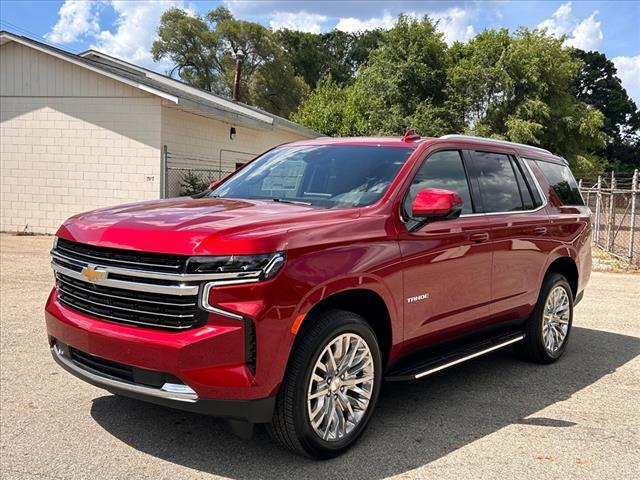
(518, 272, 573, 363)
(267, 309, 382, 459)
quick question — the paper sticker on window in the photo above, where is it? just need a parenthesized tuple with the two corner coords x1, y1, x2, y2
(262, 160, 305, 191)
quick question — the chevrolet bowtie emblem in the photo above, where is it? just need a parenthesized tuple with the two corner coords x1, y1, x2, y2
(81, 266, 107, 282)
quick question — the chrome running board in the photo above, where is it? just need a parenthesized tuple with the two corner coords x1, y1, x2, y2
(386, 332, 525, 381)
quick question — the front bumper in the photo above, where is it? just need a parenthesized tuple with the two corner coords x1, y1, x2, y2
(45, 286, 280, 411)
(50, 340, 275, 423)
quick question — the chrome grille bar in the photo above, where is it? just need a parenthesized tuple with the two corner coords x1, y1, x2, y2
(57, 288, 197, 319)
(55, 274, 196, 307)
(57, 298, 196, 330)
(51, 261, 199, 296)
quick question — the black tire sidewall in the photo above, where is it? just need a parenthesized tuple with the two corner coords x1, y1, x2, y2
(531, 274, 574, 361)
(292, 314, 382, 458)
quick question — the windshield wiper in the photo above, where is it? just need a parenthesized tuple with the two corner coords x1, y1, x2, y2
(271, 198, 312, 206)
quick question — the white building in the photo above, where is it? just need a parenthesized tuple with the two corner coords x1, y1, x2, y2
(0, 31, 318, 234)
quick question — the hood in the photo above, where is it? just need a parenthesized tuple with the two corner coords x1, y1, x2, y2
(57, 197, 360, 255)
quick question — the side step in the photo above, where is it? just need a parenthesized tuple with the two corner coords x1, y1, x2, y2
(385, 331, 525, 382)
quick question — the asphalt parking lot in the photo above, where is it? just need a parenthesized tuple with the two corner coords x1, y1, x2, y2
(1, 233, 639, 479)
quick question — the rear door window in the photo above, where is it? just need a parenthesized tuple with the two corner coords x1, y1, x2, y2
(534, 160, 584, 206)
(472, 151, 526, 212)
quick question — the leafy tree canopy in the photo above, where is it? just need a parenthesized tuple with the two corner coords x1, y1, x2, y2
(572, 49, 640, 172)
(152, 6, 308, 118)
(151, 9, 637, 174)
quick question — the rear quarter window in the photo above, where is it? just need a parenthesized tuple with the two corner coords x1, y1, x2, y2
(534, 160, 584, 206)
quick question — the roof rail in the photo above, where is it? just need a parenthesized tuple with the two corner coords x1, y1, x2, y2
(439, 135, 552, 155)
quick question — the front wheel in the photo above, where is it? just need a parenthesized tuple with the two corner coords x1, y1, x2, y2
(518, 272, 574, 363)
(267, 309, 382, 459)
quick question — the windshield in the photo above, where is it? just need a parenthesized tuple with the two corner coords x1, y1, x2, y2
(208, 145, 414, 208)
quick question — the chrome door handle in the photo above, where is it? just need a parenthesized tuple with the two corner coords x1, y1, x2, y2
(469, 232, 490, 243)
(533, 227, 547, 236)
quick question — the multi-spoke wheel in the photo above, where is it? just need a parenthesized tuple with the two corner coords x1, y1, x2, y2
(307, 333, 374, 442)
(518, 272, 574, 363)
(267, 309, 382, 458)
(542, 286, 570, 354)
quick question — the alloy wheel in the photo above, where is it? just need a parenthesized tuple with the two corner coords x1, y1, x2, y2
(306, 333, 375, 442)
(542, 285, 570, 354)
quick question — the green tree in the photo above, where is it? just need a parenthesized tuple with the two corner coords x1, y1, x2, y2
(293, 15, 453, 136)
(446, 28, 607, 174)
(152, 7, 307, 118)
(276, 29, 383, 88)
(572, 49, 640, 171)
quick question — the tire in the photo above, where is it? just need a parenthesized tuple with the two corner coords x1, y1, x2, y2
(267, 309, 382, 459)
(517, 272, 574, 364)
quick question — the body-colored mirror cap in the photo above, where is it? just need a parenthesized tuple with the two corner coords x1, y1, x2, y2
(412, 188, 464, 218)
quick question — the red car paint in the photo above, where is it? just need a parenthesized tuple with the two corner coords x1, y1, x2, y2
(45, 135, 591, 408)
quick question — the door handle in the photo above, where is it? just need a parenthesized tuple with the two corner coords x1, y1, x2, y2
(469, 232, 490, 243)
(533, 227, 547, 236)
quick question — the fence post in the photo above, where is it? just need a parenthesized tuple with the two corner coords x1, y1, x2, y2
(607, 171, 616, 250)
(630, 169, 638, 263)
(594, 175, 602, 243)
(160, 145, 168, 199)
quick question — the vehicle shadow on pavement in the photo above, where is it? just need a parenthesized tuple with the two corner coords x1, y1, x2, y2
(90, 327, 639, 479)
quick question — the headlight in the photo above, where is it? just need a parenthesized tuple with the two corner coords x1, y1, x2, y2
(185, 252, 285, 280)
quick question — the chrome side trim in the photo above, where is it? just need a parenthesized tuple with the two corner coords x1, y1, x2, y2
(199, 279, 261, 320)
(413, 335, 525, 379)
(52, 250, 263, 282)
(51, 344, 198, 402)
(51, 262, 199, 296)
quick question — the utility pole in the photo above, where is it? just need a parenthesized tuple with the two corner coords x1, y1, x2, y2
(232, 53, 244, 101)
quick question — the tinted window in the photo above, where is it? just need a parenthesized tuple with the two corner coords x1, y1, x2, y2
(473, 152, 524, 212)
(404, 150, 473, 216)
(210, 145, 414, 209)
(511, 157, 534, 209)
(535, 160, 584, 206)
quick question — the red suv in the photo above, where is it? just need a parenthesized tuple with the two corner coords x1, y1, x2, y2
(46, 133, 591, 458)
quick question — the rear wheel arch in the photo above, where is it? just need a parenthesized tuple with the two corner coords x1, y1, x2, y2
(545, 256, 579, 299)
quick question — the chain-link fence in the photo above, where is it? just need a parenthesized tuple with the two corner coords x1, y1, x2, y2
(161, 147, 236, 197)
(579, 170, 639, 266)
(165, 167, 232, 197)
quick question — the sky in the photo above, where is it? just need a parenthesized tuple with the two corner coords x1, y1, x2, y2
(1, 0, 639, 102)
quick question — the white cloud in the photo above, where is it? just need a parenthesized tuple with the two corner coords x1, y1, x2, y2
(335, 11, 396, 32)
(45, 0, 101, 43)
(538, 2, 603, 51)
(613, 55, 640, 104)
(90, 1, 187, 70)
(335, 8, 475, 45)
(566, 12, 603, 50)
(269, 11, 327, 33)
(433, 7, 476, 45)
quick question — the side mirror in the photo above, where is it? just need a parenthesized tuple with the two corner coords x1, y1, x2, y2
(208, 180, 220, 190)
(409, 188, 463, 230)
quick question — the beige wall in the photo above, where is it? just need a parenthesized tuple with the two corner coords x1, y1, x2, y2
(161, 106, 310, 171)
(0, 40, 316, 232)
(1, 42, 162, 234)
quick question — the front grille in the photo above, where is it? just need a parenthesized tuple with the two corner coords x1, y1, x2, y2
(66, 344, 184, 387)
(56, 273, 204, 330)
(70, 346, 134, 382)
(55, 238, 188, 273)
